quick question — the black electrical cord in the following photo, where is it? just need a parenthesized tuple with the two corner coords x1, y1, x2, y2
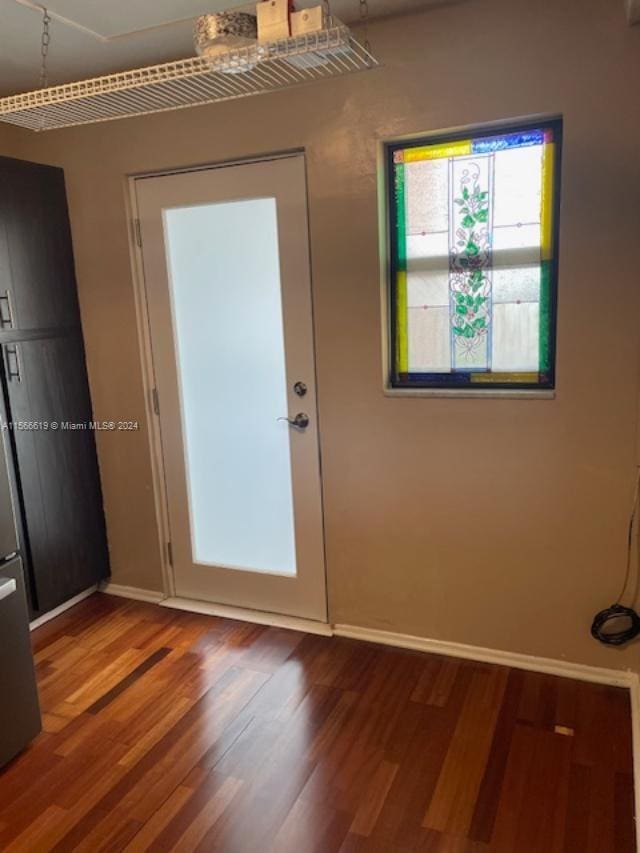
(591, 468, 640, 646)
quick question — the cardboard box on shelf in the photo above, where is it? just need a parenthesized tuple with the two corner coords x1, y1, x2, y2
(256, 0, 291, 41)
(291, 6, 325, 35)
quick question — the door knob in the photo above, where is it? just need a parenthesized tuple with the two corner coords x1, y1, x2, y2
(278, 413, 310, 429)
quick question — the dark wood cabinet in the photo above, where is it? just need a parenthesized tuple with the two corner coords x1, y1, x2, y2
(2, 335, 108, 613)
(0, 159, 81, 332)
(0, 156, 109, 618)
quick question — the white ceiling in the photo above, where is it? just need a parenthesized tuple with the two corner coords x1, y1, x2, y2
(0, 0, 445, 95)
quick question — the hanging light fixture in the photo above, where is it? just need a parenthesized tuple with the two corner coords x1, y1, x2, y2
(0, 1, 379, 132)
(194, 11, 260, 73)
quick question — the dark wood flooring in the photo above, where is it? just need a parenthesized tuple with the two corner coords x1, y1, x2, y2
(0, 593, 634, 852)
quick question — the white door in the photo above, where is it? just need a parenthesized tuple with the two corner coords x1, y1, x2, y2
(136, 155, 327, 622)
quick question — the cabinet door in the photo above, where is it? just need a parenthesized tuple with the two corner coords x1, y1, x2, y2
(0, 158, 81, 332)
(3, 334, 109, 613)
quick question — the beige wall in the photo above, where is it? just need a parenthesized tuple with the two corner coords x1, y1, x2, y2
(3, 0, 640, 669)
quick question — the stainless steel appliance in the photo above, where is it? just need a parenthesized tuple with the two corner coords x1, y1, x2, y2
(0, 417, 41, 768)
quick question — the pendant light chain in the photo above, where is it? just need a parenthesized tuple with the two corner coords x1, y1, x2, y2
(359, 0, 371, 52)
(39, 7, 51, 89)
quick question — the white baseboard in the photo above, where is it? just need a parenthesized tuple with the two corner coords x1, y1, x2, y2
(99, 581, 165, 604)
(29, 585, 98, 631)
(333, 623, 634, 689)
(99, 586, 635, 688)
(160, 596, 333, 637)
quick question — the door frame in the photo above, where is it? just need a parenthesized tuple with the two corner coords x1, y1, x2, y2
(125, 149, 330, 625)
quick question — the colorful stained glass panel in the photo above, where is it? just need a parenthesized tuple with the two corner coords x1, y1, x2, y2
(389, 120, 560, 389)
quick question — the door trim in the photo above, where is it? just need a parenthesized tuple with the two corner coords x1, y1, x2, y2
(131, 148, 305, 183)
(125, 150, 329, 621)
(127, 174, 176, 600)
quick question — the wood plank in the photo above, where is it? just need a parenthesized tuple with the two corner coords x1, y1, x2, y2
(348, 759, 398, 836)
(123, 785, 195, 852)
(170, 775, 242, 851)
(85, 647, 171, 714)
(423, 665, 509, 834)
(468, 668, 524, 842)
(425, 658, 462, 708)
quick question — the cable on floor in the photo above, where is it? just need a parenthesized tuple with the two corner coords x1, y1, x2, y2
(591, 467, 640, 646)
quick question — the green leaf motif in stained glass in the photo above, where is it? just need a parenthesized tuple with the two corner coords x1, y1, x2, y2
(449, 158, 494, 366)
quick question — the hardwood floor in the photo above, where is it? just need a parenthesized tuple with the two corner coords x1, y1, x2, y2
(0, 594, 634, 852)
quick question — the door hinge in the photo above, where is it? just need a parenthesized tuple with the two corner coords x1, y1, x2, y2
(167, 541, 173, 566)
(151, 387, 160, 416)
(133, 218, 142, 248)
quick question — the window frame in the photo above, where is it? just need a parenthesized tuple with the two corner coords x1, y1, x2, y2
(385, 117, 563, 393)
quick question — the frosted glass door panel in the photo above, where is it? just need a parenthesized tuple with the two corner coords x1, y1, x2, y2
(163, 198, 296, 576)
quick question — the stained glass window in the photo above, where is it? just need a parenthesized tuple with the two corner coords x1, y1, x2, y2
(387, 120, 561, 390)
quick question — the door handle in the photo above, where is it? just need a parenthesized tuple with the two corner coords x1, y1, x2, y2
(5, 345, 21, 382)
(278, 413, 310, 429)
(0, 290, 14, 329)
(0, 577, 16, 602)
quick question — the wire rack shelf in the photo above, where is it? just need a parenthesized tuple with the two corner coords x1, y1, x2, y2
(0, 23, 379, 132)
